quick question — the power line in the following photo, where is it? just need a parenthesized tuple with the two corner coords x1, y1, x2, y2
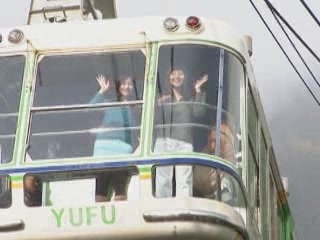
(264, 0, 320, 63)
(249, 0, 320, 106)
(300, 0, 320, 27)
(265, 1, 320, 89)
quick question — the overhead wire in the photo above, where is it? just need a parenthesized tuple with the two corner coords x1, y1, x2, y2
(265, 0, 320, 88)
(249, 0, 320, 106)
(264, 0, 320, 63)
(300, 0, 320, 27)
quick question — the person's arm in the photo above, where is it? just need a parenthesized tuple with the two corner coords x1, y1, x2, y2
(192, 74, 208, 116)
(192, 91, 207, 116)
(89, 92, 105, 104)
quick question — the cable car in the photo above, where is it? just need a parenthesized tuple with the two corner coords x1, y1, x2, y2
(0, 0, 296, 239)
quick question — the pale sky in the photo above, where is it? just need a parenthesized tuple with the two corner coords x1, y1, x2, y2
(1, 0, 320, 238)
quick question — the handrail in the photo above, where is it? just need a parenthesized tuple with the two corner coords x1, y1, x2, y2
(0, 134, 15, 139)
(28, 122, 239, 137)
(158, 101, 237, 128)
(30, 126, 141, 137)
(0, 113, 18, 117)
(31, 100, 143, 112)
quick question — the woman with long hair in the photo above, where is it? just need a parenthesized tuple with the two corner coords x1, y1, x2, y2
(90, 74, 135, 202)
(154, 68, 208, 198)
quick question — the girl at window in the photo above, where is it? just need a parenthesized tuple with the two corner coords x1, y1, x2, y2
(90, 74, 135, 202)
(154, 68, 207, 198)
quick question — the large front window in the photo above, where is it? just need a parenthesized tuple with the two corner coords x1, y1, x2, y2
(0, 56, 25, 163)
(152, 44, 243, 163)
(27, 50, 146, 161)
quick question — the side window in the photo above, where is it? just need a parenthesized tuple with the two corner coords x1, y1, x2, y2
(27, 50, 146, 160)
(247, 85, 258, 154)
(0, 56, 25, 163)
(248, 140, 259, 223)
(0, 175, 12, 208)
(269, 169, 275, 239)
(247, 83, 260, 224)
(222, 51, 243, 162)
(259, 131, 269, 237)
(272, 182, 279, 240)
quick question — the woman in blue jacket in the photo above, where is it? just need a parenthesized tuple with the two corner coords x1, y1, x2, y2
(90, 73, 135, 202)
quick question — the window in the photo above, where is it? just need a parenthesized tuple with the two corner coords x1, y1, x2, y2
(24, 166, 139, 207)
(248, 139, 259, 222)
(0, 56, 25, 163)
(0, 175, 12, 208)
(247, 85, 258, 154)
(272, 185, 279, 240)
(269, 172, 275, 239)
(27, 50, 146, 160)
(259, 131, 269, 238)
(152, 163, 246, 209)
(152, 44, 243, 164)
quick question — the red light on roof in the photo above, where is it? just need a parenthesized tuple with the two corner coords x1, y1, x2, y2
(186, 16, 201, 31)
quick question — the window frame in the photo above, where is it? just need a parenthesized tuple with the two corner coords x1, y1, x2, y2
(24, 47, 148, 163)
(0, 54, 26, 165)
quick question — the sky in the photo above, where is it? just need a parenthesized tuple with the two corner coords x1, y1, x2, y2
(1, 0, 320, 238)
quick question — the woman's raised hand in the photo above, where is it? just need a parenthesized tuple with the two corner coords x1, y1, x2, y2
(96, 74, 110, 94)
(194, 74, 208, 93)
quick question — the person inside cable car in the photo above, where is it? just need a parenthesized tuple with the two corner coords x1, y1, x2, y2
(193, 120, 236, 200)
(0, 176, 12, 208)
(89, 73, 136, 202)
(24, 175, 42, 207)
(154, 68, 208, 198)
(0, 190, 11, 208)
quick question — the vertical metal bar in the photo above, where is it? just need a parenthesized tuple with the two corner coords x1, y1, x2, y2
(169, 46, 174, 138)
(170, 46, 174, 71)
(215, 49, 225, 201)
(111, 53, 119, 81)
(129, 53, 139, 100)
